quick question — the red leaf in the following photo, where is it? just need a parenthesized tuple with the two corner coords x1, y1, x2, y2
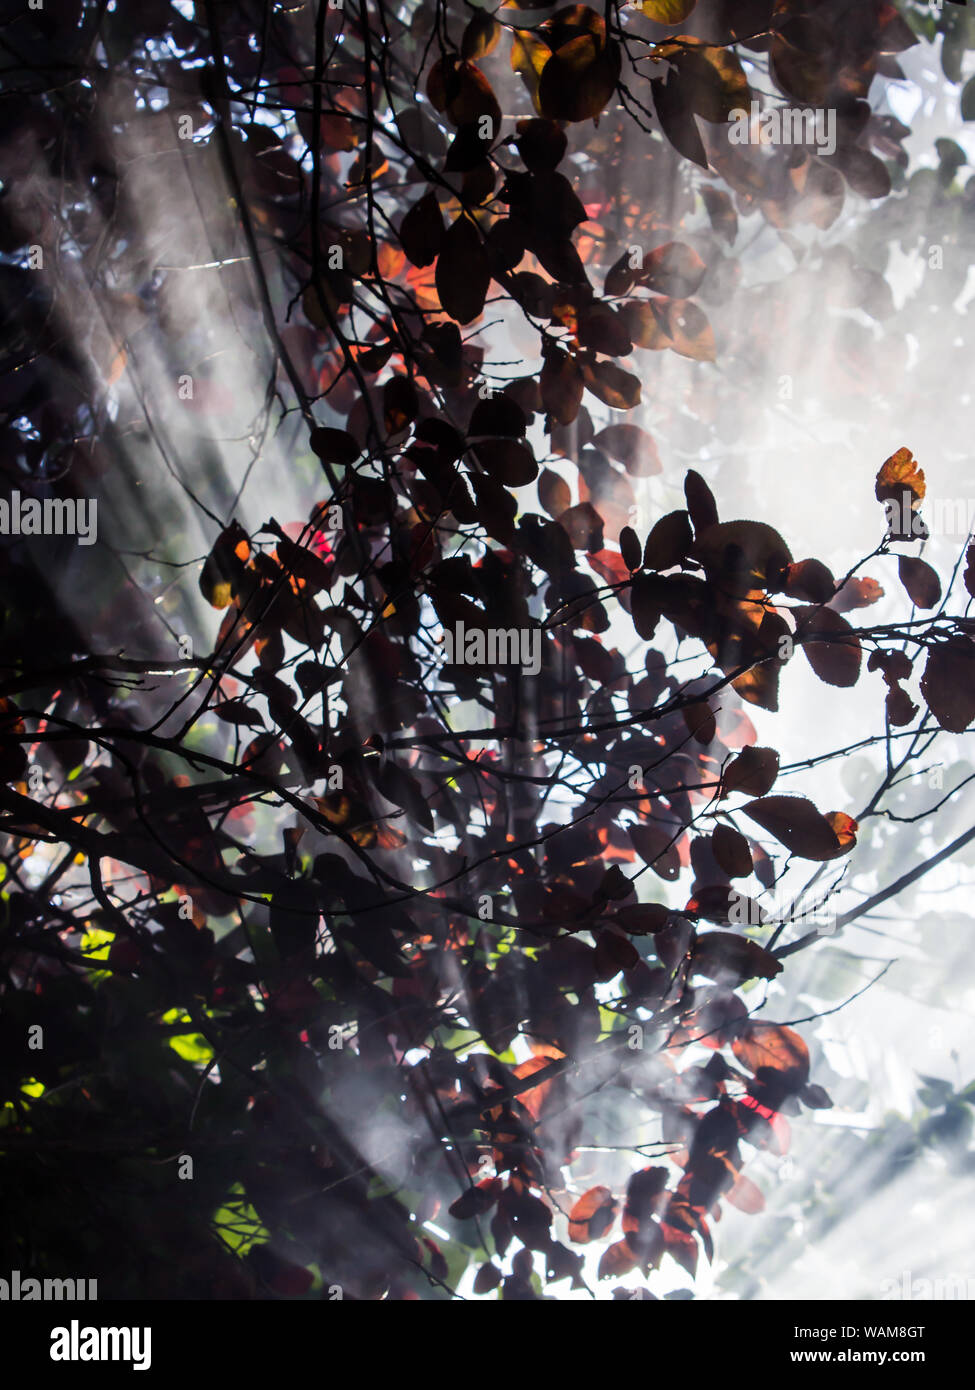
(541, 345, 584, 425)
(538, 467, 572, 519)
(580, 355, 642, 410)
(920, 637, 975, 733)
(793, 606, 862, 687)
(711, 824, 753, 878)
(630, 822, 681, 880)
(199, 521, 251, 609)
(719, 746, 779, 798)
(898, 556, 941, 610)
(742, 795, 857, 861)
(732, 1022, 810, 1087)
(725, 1172, 765, 1214)
(567, 1185, 618, 1244)
(641, 241, 707, 297)
(597, 1239, 638, 1280)
(558, 501, 604, 551)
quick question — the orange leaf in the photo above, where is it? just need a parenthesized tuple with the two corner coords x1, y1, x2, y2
(567, 1185, 618, 1244)
(875, 446, 925, 506)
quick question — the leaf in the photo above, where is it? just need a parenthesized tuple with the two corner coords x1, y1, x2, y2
(576, 302, 633, 356)
(558, 501, 604, 551)
(829, 576, 884, 613)
(630, 572, 662, 640)
(541, 345, 584, 425)
(604, 252, 638, 298)
(643, 510, 692, 571)
(629, 822, 681, 880)
(473, 437, 538, 487)
(640, 0, 696, 21)
(614, 902, 670, 935)
(623, 297, 716, 361)
(725, 1173, 765, 1215)
(641, 242, 707, 298)
(684, 470, 718, 534)
(399, 191, 444, 268)
(449, 1178, 503, 1221)
(711, 823, 752, 878)
(793, 606, 862, 687)
(661, 1223, 698, 1278)
(510, 28, 552, 114)
(537, 36, 622, 124)
(598, 1238, 637, 1280)
(701, 186, 738, 244)
(567, 1185, 618, 1243)
(470, 472, 516, 543)
(693, 520, 791, 590)
(826, 811, 857, 855)
(309, 427, 361, 467)
(320, 112, 358, 152)
(800, 1083, 833, 1110)
(505, 1187, 553, 1249)
(0, 698, 27, 783)
(832, 144, 892, 200)
(619, 525, 642, 572)
(473, 1262, 503, 1294)
(732, 1022, 810, 1089)
(742, 795, 857, 861)
(692, 932, 782, 983)
(538, 468, 572, 519)
(427, 56, 502, 128)
(461, 12, 500, 61)
(769, 18, 831, 105)
(687, 883, 763, 926)
(963, 75, 975, 123)
(887, 686, 918, 728)
(200, 521, 251, 608)
(898, 556, 941, 610)
(652, 70, 708, 168)
(376, 760, 434, 832)
(876, 446, 925, 507)
(656, 37, 749, 123)
(383, 375, 419, 435)
(579, 356, 641, 409)
(920, 638, 975, 733)
(515, 117, 568, 171)
(469, 395, 527, 438)
(593, 424, 661, 476)
(214, 698, 264, 728)
(436, 215, 491, 324)
(782, 558, 835, 604)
